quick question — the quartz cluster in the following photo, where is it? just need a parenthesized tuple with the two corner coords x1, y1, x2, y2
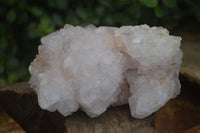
(29, 24, 182, 119)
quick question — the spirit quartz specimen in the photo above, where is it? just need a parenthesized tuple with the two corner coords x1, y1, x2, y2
(29, 24, 182, 119)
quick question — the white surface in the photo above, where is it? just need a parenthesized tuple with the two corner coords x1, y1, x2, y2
(29, 24, 182, 118)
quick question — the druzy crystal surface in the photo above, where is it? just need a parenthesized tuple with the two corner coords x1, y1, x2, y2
(29, 24, 182, 119)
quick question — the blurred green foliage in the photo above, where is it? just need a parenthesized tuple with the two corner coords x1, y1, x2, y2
(0, 0, 200, 85)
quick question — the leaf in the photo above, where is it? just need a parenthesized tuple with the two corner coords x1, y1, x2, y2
(8, 73, 15, 84)
(29, 7, 43, 17)
(6, 9, 16, 22)
(38, 17, 55, 35)
(56, 0, 68, 10)
(5, 0, 15, 5)
(139, 0, 158, 8)
(96, 6, 104, 17)
(27, 22, 40, 39)
(48, 0, 68, 10)
(103, 16, 113, 26)
(76, 7, 87, 20)
(195, 6, 200, 21)
(99, 0, 111, 7)
(0, 36, 7, 51)
(162, 0, 177, 8)
(154, 6, 164, 18)
(53, 14, 63, 26)
(47, 0, 56, 8)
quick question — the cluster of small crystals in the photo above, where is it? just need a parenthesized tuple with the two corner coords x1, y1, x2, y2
(29, 24, 182, 119)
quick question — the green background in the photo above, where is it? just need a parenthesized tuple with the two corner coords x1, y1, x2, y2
(0, 0, 200, 86)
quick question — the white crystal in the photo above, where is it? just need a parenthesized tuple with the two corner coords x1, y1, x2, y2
(29, 24, 182, 119)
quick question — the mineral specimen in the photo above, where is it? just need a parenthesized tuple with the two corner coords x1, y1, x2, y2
(29, 24, 182, 119)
